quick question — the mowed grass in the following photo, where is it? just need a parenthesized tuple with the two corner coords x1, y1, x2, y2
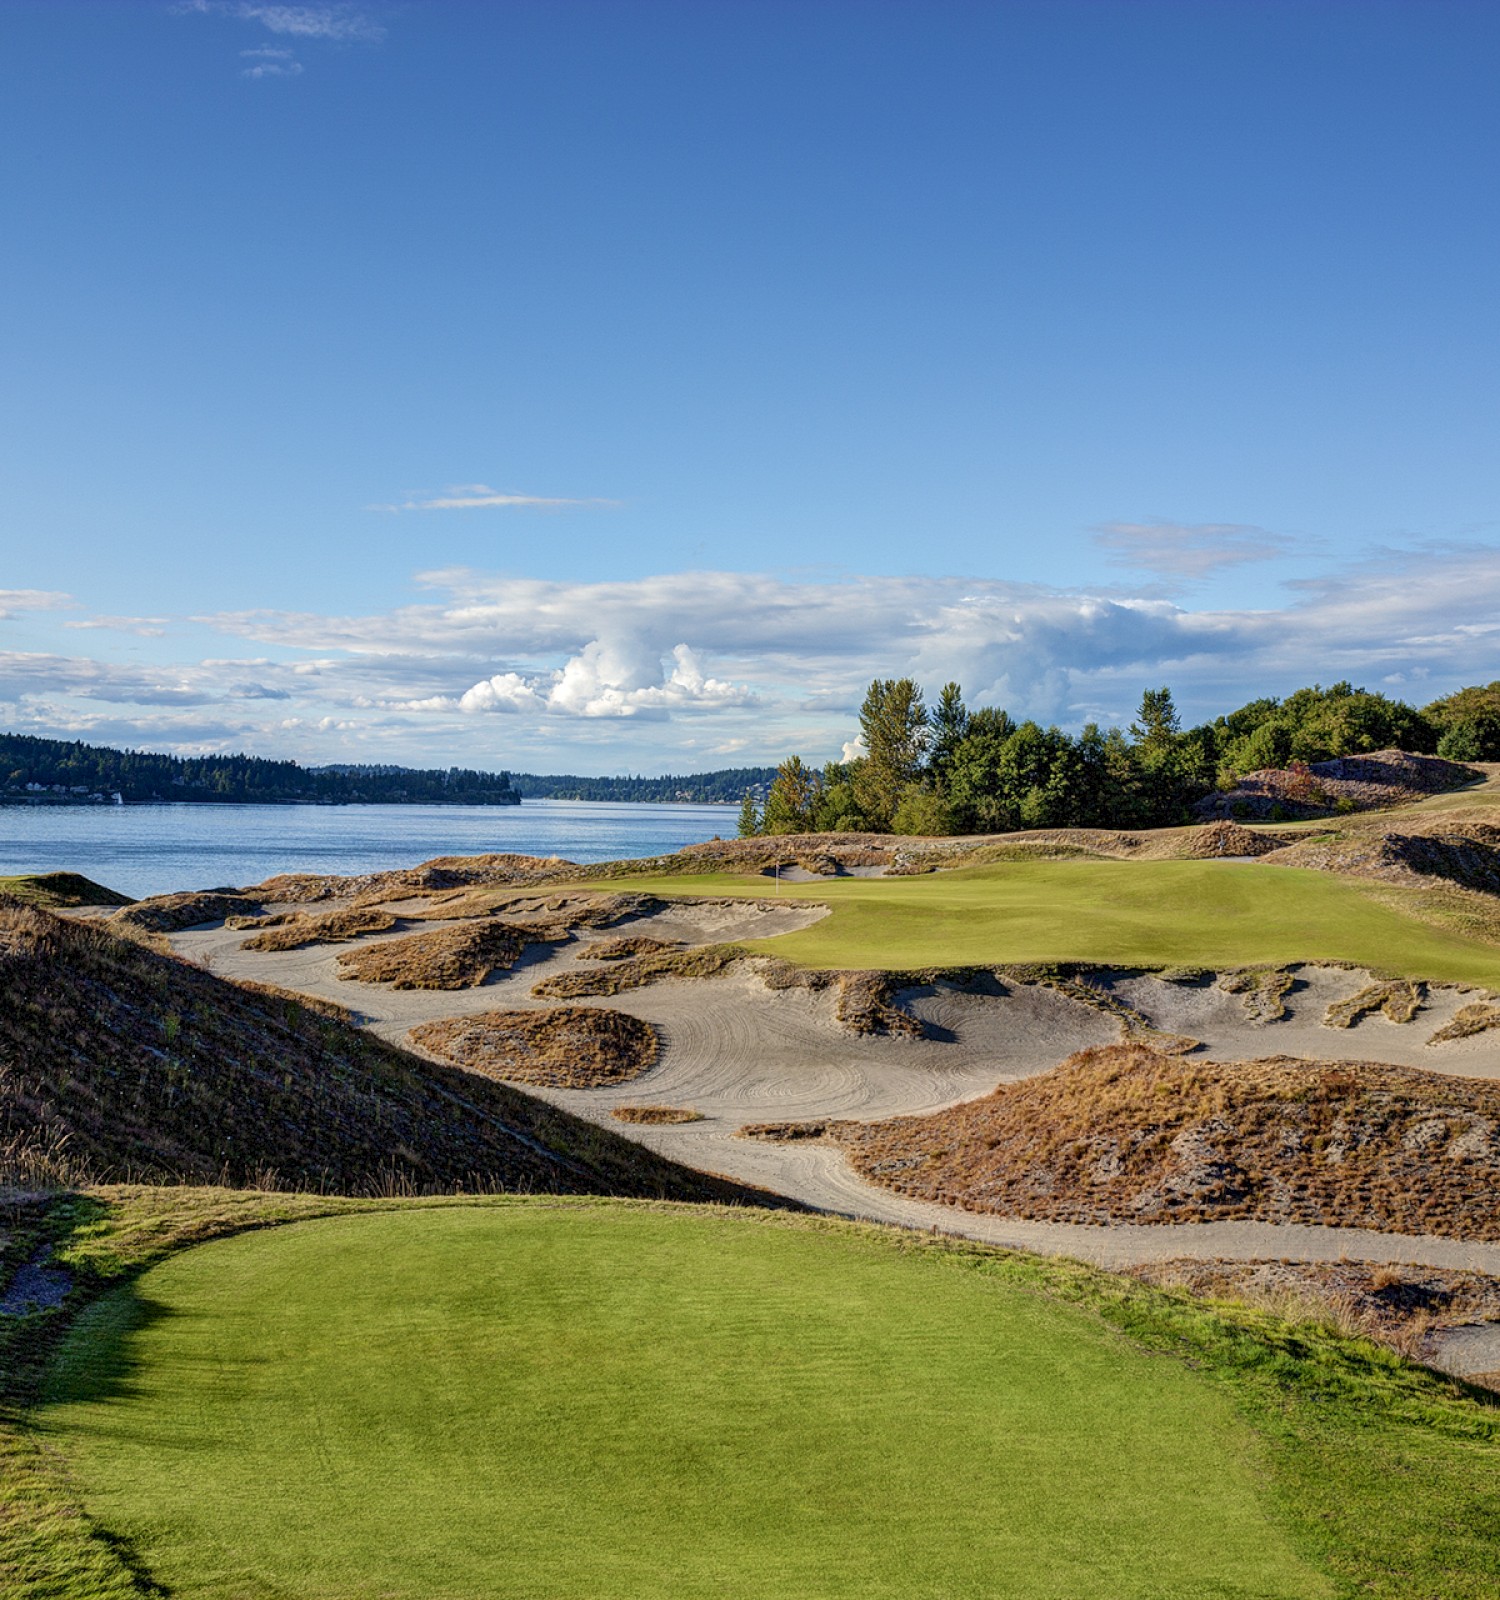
(38, 1204, 1329, 1600)
(589, 858, 1500, 984)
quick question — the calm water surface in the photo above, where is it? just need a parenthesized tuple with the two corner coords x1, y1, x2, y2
(0, 801, 737, 900)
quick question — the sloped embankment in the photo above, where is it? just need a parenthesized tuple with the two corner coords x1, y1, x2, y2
(0, 898, 763, 1202)
(750, 1043, 1500, 1239)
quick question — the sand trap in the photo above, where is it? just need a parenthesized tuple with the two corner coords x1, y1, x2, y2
(168, 904, 1500, 1267)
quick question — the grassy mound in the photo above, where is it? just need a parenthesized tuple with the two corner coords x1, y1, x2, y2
(336, 920, 536, 988)
(32, 1201, 1331, 1600)
(776, 1044, 1500, 1238)
(240, 905, 397, 950)
(0, 900, 758, 1201)
(410, 1006, 659, 1088)
(611, 1105, 704, 1124)
(106, 889, 257, 937)
(0, 872, 130, 908)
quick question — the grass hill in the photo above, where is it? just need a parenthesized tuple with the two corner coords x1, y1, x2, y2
(0, 898, 763, 1203)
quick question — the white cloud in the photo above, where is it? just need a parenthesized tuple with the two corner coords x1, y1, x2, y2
(63, 615, 169, 637)
(19, 541, 1500, 769)
(368, 484, 620, 514)
(240, 47, 304, 78)
(1093, 520, 1302, 581)
(177, 1, 385, 44)
(0, 590, 74, 620)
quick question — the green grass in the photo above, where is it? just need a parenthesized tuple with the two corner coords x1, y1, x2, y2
(0, 872, 129, 908)
(11, 1191, 1500, 1597)
(33, 1202, 1329, 1600)
(580, 858, 1500, 984)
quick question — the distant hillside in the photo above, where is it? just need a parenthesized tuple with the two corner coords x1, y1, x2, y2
(0, 898, 761, 1202)
(510, 767, 774, 803)
(0, 731, 518, 806)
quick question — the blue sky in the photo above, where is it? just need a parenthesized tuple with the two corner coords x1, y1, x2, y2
(2, 0, 1497, 772)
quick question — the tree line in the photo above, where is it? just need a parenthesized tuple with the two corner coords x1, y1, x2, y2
(740, 677, 1500, 837)
(509, 767, 777, 804)
(0, 734, 520, 806)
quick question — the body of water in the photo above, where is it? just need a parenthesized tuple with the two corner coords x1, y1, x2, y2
(0, 800, 738, 900)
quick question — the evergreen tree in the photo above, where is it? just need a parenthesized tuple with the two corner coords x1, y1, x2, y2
(736, 791, 761, 838)
(853, 678, 929, 829)
(762, 756, 821, 834)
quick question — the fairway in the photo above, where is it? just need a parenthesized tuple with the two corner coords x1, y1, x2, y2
(40, 1203, 1329, 1600)
(596, 858, 1500, 984)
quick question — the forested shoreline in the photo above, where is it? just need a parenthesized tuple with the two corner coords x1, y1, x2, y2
(742, 678, 1500, 837)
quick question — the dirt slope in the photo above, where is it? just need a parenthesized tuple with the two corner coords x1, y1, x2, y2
(0, 898, 769, 1203)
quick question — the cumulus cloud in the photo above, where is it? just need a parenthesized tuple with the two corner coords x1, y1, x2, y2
(459, 643, 753, 720)
(1092, 520, 1302, 581)
(18, 541, 1500, 766)
(368, 484, 620, 514)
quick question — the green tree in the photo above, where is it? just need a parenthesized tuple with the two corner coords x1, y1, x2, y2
(736, 792, 761, 838)
(812, 761, 866, 832)
(927, 682, 969, 790)
(1130, 687, 1181, 753)
(853, 678, 930, 829)
(762, 755, 821, 834)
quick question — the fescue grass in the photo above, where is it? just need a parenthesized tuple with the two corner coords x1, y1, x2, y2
(570, 858, 1500, 986)
(811, 1044, 1500, 1238)
(0, 873, 129, 909)
(410, 1005, 659, 1088)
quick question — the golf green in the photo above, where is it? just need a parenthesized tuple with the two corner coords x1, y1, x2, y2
(41, 1203, 1330, 1598)
(602, 857, 1500, 984)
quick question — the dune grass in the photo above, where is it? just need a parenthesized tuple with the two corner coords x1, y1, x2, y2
(577, 858, 1500, 985)
(31, 1203, 1332, 1600)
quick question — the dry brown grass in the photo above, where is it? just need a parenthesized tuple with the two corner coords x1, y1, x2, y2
(532, 944, 745, 999)
(610, 1105, 704, 1125)
(784, 1043, 1500, 1239)
(225, 979, 357, 1024)
(337, 921, 533, 989)
(831, 971, 925, 1038)
(1218, 966, 1297, 1022)
(410, 1006, 659, 1089)
(581, 935, 682, 961)
(1325, 979, 1425, 1028)
(1428, 1002, 1500, 1045)
(241, 906, 398, 951)
(0, 900, 759, 1201)
(107, 890, 257, 936)
(1127, 1257, 1500, 1362)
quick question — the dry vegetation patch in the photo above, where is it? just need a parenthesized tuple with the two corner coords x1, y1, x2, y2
(337, 921, 535, 989)
(410, 1007, 659, 1089)
(0, 900, 755, 1201)
(581, 935, 682, 961)
(1179, 822, 1287, 859)
(1429, 1003, 1500, 1046)
(791, 1043, 1500, 1239)
(1325, 979, 1425, 1028)
(241, 906, 398, 951)
(0, 872, 130, 909)
(1128, 1257, 1500, 1362)
(107, 890, 258, 936)
(1199, 749, 1479, 821)
(532, 943, 745, 999)
(999, 965, 1199, 1053)
(610, 1105, 704, 1125)
(1218, 966, 1297, 1022)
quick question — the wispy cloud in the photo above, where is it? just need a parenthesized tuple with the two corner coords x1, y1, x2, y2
(240, 46, 304, 78)
(1092, 520, 1303, 582)
(63, 615, 170, 637)
(177, 1, 385, 42)
(368, 484, 621, 514)
(176, 1, 383, 77)
(0, 590, 73, 621)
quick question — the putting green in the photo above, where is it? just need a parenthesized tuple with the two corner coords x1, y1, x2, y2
(40, 1204, 1329, 1599)
(598, 858, 1500, 984)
